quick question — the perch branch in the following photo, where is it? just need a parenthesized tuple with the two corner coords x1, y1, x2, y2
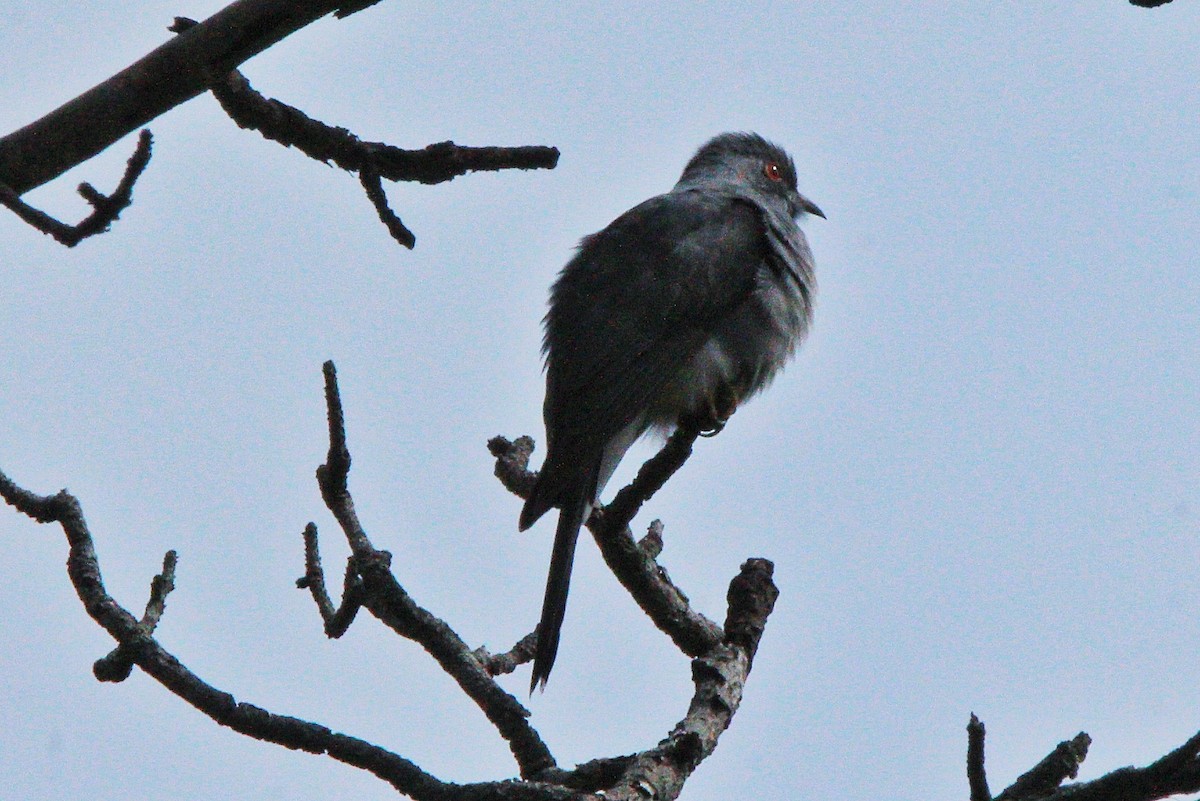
(489, 431, 724, 659)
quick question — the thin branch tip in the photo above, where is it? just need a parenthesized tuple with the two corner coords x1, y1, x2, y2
(722, 558, 778, 666)
(967, 714, 991, 801)
(0, 128, 153, 246)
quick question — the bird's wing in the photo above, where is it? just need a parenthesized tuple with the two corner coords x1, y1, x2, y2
(538, 189, 769, 486)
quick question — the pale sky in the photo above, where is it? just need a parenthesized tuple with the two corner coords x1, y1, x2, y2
(2, 3, 1198, 800)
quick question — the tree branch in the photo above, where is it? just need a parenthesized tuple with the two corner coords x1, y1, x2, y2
(997, 731, 1091, 800)
(0, 468, 462, 800)
(196, 61, 557, 248)
(595, 558, 779, 801)
(297, 521, 364, 637)
(2, 3, 559, 248)
(0, 0, 361, 197)
(967, 713, 992, 801)
(489, 431, 725, 659)
(0, 130, 152, 246)
(313, 361, 558, 780)
(3, 359, 783, 800)
(93, 548, 178, 682)
(966, 717, 1200, 801)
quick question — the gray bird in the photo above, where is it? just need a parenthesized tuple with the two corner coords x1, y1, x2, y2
(520, 132, 823, 691)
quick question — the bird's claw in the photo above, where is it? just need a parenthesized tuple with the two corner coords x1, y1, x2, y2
(683, 386, 740, 437)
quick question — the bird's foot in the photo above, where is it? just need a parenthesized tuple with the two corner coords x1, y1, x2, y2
(682, 386, 741, 438)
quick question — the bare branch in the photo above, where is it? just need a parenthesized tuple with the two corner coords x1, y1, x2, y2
(489, 431, 723, 658)
(1041, 730, 1200, 801)
(315, 362, 558, 780)
(721, 558, 777, 668)
(0, 467, 459, 800)
(587, 425, 724, 657)
(3, 5, 558, 247)
(972, 724, 1200, 801)
(967, 714, 992, 801)
(601, 424, 700, 531)
(0, 0, 359, 197)
(195, 63, 557, 247)
(998, 732, 1091, 800)
(360, 164, 417, 248)
(597, 559, 779, 801)
(489, 435, 538, 498)
(589, 512, 724, 657)
(94, 548, 178, 682)
(297, 522, 363, 637)
(202, 67, 560, 184)
(2, 359, 787, 800)
(0, 130, 152, 246)
(476, 632, 540, 677)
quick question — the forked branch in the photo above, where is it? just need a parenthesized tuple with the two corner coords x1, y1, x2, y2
(1, 358, 779, 800)
(966, 715, 1200, 801)
(0, 130, 152, 246)
(1, 2, 558, 247)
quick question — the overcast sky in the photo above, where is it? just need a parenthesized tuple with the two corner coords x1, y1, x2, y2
(2, 3, 1198, 800)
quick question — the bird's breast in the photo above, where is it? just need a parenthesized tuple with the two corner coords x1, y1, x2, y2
(645, 275, 807, 431)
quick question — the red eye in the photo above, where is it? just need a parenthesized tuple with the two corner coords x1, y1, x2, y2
(764, 161, 783, 182)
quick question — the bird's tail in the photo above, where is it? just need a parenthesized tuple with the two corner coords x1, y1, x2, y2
(530, 493, 588, 692)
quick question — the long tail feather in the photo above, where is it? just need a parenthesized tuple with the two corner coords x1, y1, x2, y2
(530, 494, 588, 692)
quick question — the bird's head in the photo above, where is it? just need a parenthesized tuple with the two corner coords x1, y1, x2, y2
(677, 131, 825, 221)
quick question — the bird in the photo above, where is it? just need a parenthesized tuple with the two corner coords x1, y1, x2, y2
(519, 132, 823, 691)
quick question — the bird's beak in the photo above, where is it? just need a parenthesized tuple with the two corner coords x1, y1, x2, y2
(797, 194, 825, 219)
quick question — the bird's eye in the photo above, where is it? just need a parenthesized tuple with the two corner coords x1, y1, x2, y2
(764, 161, 783, 182)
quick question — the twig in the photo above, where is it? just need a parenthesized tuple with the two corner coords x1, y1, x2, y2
(475, 631, 540, 677)
(488, 431, 723, 658)
(0, 1, 365, 196)
(359, 163, 416, 247)
(93, 549, 178, 682)
(297, 522, 363, 637)
(314, 361, 558, 780)
(0, 130, 152, 246)
(998, 732, 1091, 800)
(0, 467, 455, 799)
(968, 714, 992, 801)
(488, 435, 538, 498)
